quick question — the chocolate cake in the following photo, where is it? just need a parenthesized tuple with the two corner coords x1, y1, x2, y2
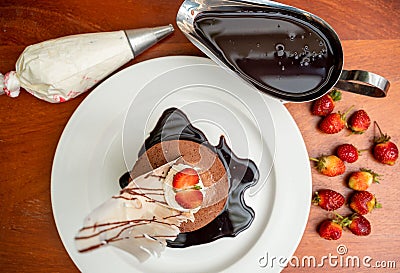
(129, 139, 229, 233)
(119, 107, 260, 248)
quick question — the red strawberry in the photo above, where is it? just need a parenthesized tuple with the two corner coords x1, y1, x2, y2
(310, 155, 346, 177)
(318, 106, 352, 134)
(348, 168, 380, 191)
(312, 189, 345, 211)
(373, 122, 398, 165)
(342, 214, 371, 236)
(311, 89, 342, 116)
(318, 219, 343, 240)
(349, 191, 381, 215)
(318, 113, 346, 134)
(336, 143, 361, 163)
(348, 109, 371, 134)
(172, 168, 199, 189)
(175, 189, 203, 209)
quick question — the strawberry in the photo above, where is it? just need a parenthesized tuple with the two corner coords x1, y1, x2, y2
(310, 155, 346, 177)
(336, 143, 361, 163)
(318, 113, 346, 134)
(318, 106, 352, 134)
(342, 214, 371, 236)
(348, 109, 371, 134)
(318, 219, 343, 240)
(373, 122, 398, 165)
(312, 189, 345, 211)
(172, 168, 199, 189)
(175, 189, 203, 209)
(349, 191, 381, 215)
(348, 168, 380, 191)
(311, 89, 342, 116)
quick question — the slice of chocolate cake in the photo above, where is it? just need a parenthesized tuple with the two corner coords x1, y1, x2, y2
(121, 107, 260, 248)
(129, 139, 229, 233)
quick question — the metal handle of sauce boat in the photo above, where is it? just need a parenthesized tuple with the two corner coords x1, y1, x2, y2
(335, 70, 390, 97)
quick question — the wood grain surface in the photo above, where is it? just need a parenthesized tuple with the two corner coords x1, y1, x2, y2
(0, 0, 399, 272)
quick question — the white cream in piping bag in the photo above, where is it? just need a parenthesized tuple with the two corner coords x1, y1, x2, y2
(15, 31, 133, 102)
(0, 25, 174, 102)
(74, 160, 204, 262)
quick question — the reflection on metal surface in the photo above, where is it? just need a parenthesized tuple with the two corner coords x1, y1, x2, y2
(177, 0, 390, 101)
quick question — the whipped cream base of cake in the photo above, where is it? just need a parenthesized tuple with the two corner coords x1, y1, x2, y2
(74, 160, 197, 262)
(75, 154, 229, 262)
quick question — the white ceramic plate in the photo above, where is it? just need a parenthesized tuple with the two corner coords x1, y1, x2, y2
(51, 56, 311, 273)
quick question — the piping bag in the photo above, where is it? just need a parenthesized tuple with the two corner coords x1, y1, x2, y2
(0, 24, 174, 103)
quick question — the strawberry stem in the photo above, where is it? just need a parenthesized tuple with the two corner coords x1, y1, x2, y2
(343, 105, 355, 118)
(312, 191, 320, 204)
(309, 157, 319, 162)
(334, 212, 344, 219)
(340, 106, 354, 128)
(332, 212, 350, 227)
(329, 89, 342, 102)
(373, 121, 391, 143)
(360, 168, 381, 183)
(338, 217, 352, 227)
(374, 121, 384, 137)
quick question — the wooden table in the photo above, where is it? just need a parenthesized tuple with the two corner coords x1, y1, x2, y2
(1, 1, 399, 272)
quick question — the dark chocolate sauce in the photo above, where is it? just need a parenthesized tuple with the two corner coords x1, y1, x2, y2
(193, 10, 343, 101)
(119, 108, 259, 248)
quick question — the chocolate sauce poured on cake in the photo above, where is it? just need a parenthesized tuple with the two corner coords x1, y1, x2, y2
(192, 10, 342, 101)
(119, 108, 259, 248)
